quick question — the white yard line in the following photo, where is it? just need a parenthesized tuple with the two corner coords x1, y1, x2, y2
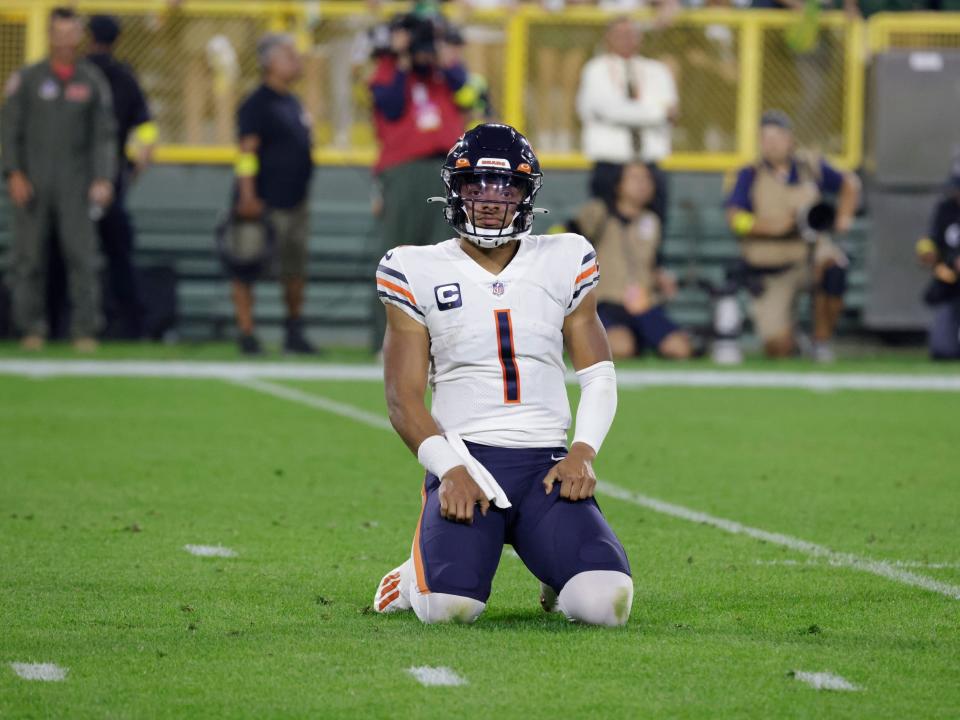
(595, 482, 960, 601)
(2, 359, 960, 392)
(183, 544, 237, 558)
(230, 378, 393, 431)
(756, 558, 960, 570)
(0, 359, 383, 382)
(615, 369, 960, 392)
(224, 379, 960, 602)
(407, 666, 468, 687)
(9, 663, 68, 681)
(791, 671, 861, 691)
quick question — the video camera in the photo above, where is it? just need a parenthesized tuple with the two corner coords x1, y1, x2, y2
(392, 13, 438, 56)
(369, 11, 462, 60)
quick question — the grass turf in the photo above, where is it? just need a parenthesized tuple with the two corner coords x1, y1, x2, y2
(1, 372, 958, 718)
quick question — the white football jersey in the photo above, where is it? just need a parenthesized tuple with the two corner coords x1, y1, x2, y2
(376, 234, 600, 448)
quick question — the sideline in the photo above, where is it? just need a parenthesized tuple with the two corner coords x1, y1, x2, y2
(2, 359, 960, 392)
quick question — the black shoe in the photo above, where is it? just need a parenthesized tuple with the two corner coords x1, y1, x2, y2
(238, 333, 263, 356)
(284, 319, 317, 355)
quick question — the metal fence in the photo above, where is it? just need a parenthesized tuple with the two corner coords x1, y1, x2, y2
(0, 2, 957, 170)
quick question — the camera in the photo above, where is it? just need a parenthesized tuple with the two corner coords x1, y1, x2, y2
(797, 200, 837, 242)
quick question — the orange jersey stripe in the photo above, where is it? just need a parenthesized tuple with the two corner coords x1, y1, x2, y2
(411, 484, 431, 594)
(575, 264, 599, 285)
(377, 278, 417, 305)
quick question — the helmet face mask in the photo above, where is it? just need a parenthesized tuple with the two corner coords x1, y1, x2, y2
(445, 171, 536, 246)
(438, 124, 544, 248)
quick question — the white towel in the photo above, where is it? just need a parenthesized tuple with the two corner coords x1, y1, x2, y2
(445, 433, 512, 509)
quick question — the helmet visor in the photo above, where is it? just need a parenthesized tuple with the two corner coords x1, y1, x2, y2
(451, 172, 531, 234)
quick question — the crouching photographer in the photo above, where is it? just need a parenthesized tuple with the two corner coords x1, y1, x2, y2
(916, 158, 960, 360)
(724, 111, 860, 361)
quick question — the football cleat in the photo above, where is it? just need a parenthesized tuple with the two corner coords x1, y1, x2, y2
(540, 581, 560, 613)
(373, 559, 413, 614)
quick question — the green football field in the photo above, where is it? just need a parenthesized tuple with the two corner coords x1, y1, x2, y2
(1, 352, 959, 718)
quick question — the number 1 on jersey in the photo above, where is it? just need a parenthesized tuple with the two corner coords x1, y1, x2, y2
(494, 309, 521, 404)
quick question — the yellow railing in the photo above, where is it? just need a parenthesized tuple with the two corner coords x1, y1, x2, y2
(0, 2, 956, 171)
(868, 11, 960, 51)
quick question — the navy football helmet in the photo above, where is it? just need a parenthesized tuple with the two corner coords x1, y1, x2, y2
(436, 123, 543, 248)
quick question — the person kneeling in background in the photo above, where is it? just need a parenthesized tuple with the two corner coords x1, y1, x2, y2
(563, 162, 692, 360)
(916, 158, 960, 360)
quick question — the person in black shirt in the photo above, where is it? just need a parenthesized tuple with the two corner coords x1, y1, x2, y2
(916, 159, 960, 360)
(233, 33, 315, 355)
(87, 14, 155, 340)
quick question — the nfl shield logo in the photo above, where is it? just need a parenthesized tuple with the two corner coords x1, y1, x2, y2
(492, 281, 505, 297)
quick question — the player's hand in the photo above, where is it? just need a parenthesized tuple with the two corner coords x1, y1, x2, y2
(542, 442, 597, 501)
(89, 179, 113, 208)
(7, 171, 33, 208)
(438, 466, 490, 524)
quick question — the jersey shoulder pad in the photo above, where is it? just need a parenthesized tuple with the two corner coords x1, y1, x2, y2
(558, 233, 599, 314)
(375, 246, 425, 323)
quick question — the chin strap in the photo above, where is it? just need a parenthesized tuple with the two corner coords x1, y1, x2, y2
(462, 230, 531, 249)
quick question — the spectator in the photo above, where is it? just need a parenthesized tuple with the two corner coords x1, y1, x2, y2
(577, 16, 677, 229)
(566, 162, 692, 359)
(368, 12, 466, 350)
(1, 6, 115, 353)
(725, 110, 860, 361)
(232, 33, 316, 356)
(916, 157, 960, 360)
(87, 14, 156, 340)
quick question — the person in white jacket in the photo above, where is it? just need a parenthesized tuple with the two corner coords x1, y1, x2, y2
(576, 17, 677, 228)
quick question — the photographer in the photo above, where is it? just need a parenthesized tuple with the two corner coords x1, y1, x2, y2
(368, 12, 466, 350)
(916, 160, 960, 360)
(725, 111, 860, 361)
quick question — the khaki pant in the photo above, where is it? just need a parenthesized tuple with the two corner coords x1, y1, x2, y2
(9, 188, 102, 338)
(748, 238, 845, 341)
(267, 203, 309, 281)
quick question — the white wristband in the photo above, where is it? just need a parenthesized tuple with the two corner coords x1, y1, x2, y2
(571, 360, 618, 455)
(417, 435, 465, 480)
